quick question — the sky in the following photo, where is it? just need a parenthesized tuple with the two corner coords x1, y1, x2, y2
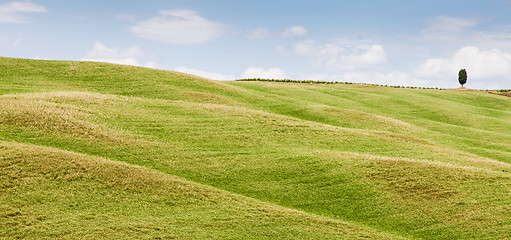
(1, 0, 511, 89)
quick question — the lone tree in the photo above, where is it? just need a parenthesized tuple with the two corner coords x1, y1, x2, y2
(458, 69, 467, 87)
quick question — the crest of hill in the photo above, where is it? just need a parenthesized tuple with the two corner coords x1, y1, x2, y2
(0, 57, 241, 104)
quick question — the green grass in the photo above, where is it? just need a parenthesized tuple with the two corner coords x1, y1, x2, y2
(3, 141, 403, 239)
(1, 57, 511, 239)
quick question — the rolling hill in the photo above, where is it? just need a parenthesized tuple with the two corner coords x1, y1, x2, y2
(1, 57, 511, 239)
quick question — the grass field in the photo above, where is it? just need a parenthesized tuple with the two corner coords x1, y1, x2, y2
(1, 57, 511, 239)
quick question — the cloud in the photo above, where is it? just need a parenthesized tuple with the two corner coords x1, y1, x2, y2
(418, 16, 480, 41)
(0, 1, 47, 23)
(294, 39, 387, 70)
(129, 9, 226, 45)
(244, 25, 308, 39)
(81, 42, 149, 67)
(293, 46, 511, 89)
(174, 66, 236, 80)
(244, 27, 271, 39)
(241, 67, 289, 79)
(425, 16, 478, 33)
(173, 66, 290, 81)
(282, 25, 308, 37)
(413, 46, 511, 89)
(115, 13, 137, 22)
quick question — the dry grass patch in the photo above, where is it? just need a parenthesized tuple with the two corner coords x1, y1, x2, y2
(0, 92, 151, 145)
(488, 90, 511, 98)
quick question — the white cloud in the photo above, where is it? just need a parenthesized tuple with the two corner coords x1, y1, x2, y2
(0, 1, 47, 23)
(143, 61, 160, 69)
(294, 39, 387, 70)
(81, 42, 148, 67)
(292, 45, 511, 89)
(413, 46, 511, 89)
(282, 25, 308, 37)
(115, 13, 137, 22)
(244, 27, 271, 39)
(129, 9, 226, 45)
(174, 66, 236, 80)
(0, 1, 46, 13)
(416, 16, 481, 42)
(425, 16, 478, 33)
(244, 25, 308, 39)
(241, 67, 289, 79)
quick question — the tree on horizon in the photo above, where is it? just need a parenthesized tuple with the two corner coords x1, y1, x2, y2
(458, 69, 467, 87)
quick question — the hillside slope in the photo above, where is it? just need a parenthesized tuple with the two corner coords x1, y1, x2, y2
(1, 57, 511, 239)
(2, 141, 401, 239)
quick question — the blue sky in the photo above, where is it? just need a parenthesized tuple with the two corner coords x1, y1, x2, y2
(2, 0, 511, 89)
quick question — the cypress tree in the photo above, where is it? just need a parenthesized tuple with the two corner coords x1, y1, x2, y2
(458, 69, 467, 87)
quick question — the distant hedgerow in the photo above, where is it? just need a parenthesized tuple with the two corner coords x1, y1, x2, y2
(235, 78, 446, 90)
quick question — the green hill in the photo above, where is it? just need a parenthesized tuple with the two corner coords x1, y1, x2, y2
(1, 57, 510, 239)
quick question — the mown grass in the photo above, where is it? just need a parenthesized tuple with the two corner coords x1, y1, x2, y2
(2, 141, 402, 239)
(224, 81, 511, 163)
(1, 57, 511, 239)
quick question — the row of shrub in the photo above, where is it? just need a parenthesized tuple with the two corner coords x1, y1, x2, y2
(236, 78, 351, 84)
(236, 78, 447, 90)
(492, 89, 511, 92)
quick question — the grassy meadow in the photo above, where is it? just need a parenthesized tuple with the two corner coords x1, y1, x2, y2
(1, 57, 511, 239)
